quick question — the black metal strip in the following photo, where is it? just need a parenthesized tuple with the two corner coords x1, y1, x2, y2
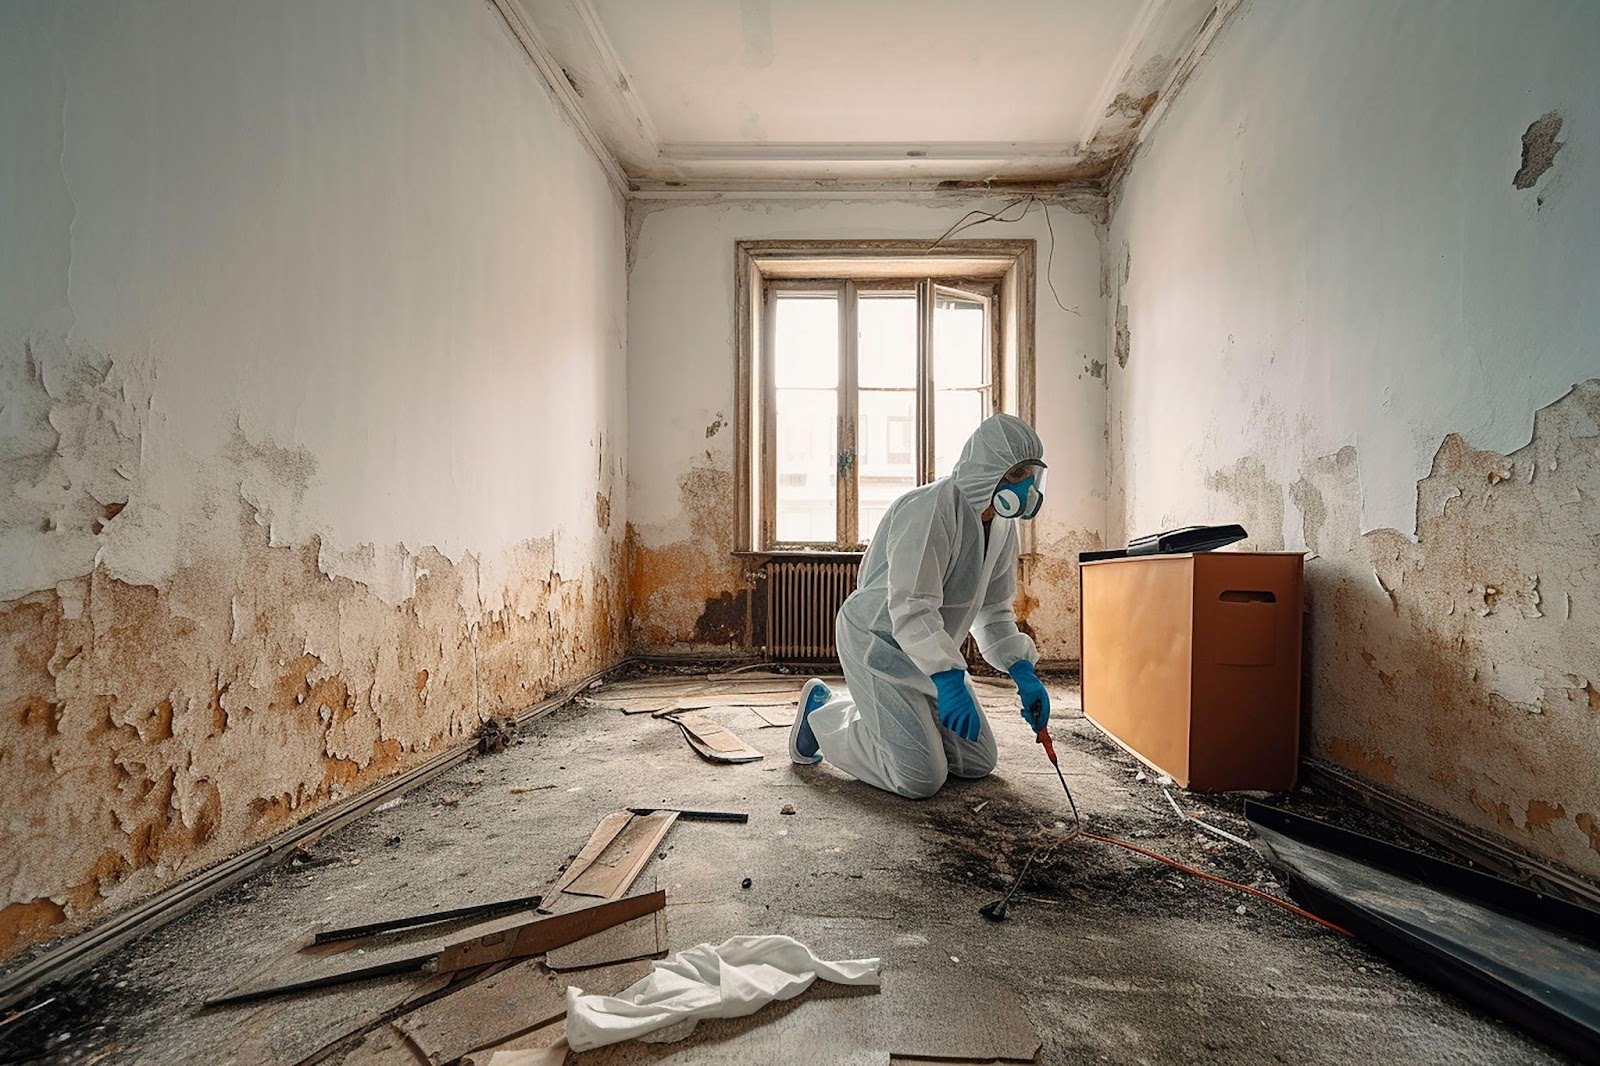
(311, 894, 544, 946)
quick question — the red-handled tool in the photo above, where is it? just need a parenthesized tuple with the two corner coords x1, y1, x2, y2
(1035, 725, 1058, 766)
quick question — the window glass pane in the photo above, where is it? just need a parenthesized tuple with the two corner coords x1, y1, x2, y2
(775, 388, 837, 542)
(858, 294, 916, 388)
(774, 294, 838, 388)
(933, 293, 986, 389)
(934, 390, 986, 478)
(857, 390, 917, 542)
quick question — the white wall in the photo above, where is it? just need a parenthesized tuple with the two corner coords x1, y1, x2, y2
(1108, 0, 1600, 875)
(626, 197, 1107, 658)
(1, 0, 627, 957)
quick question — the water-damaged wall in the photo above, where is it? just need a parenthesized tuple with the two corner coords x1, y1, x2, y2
(1107, 0, 1600, 876)
(0, 0, 628, 958)
(625, 197, 1108, 662)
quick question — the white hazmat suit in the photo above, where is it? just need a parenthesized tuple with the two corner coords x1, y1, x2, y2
(807, 414, 1043, 799)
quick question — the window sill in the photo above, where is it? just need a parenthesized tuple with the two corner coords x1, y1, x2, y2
(734, 548, 865, 561)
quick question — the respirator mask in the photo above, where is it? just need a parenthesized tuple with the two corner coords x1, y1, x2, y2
(991, 462, 1047, 520)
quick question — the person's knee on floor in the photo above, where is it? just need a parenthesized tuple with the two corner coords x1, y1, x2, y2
(944, 727, 999, 779)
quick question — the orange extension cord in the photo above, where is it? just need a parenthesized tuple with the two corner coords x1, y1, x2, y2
(1027, 727, 1349, 936)
(1073, 830, 1352, 937)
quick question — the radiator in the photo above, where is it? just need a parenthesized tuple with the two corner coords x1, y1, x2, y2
(762, 556, 981, 665)
(764, 558, 858, 661)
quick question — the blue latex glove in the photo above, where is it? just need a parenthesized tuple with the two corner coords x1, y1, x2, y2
(1009, 660, 1050, 731)
(930, 669, 981, 742)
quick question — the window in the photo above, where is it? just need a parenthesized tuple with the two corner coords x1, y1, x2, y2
(735, 240, 1036, 553)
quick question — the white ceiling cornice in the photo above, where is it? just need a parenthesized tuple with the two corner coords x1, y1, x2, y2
(507, 0, 1240, 200)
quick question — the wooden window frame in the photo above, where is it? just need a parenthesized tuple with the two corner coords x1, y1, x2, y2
(735, 239, 1037, 555)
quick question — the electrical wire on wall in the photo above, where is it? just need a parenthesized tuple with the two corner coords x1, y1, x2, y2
(926, 195, 1080, 317)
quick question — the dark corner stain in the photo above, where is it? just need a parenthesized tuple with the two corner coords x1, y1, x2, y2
(1513, 111, 1563, 190)
(562, 67, 583, 97)
(1088, 359, 1107, 380)
(693, 589, 748, 644)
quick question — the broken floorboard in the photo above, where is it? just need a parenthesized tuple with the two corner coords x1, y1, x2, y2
(666, 712, 765, 764)
(554, 811, 678, 899)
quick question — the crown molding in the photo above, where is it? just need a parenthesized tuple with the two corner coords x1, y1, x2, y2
(485, 0, 631, 197)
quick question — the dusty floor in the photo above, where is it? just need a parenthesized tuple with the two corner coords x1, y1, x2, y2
(2, 670, 1568, 1065)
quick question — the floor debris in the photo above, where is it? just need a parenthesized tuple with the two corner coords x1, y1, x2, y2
(564, 934, 882, 1051)
(310, 894, 546, 946)
(437, 892, 668, 974)
(667, 711, 764, 764)
(389, 958, 648, 1064)
(556, 811, 678, 900)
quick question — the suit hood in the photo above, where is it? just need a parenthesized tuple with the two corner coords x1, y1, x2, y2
(949, 413, 1045, 518)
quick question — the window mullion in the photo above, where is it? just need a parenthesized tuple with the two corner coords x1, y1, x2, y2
(760, 284, 777, 549)
(917, 278, 934, 484)
(839, 281, 859, 548)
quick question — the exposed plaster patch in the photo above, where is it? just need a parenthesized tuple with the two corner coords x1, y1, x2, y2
(1302, 380, 1600, 877)
(1512, 111, 1564, 190)
(0, 351, 626, 959)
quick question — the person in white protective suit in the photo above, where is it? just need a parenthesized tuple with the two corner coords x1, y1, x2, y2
(788, 413, 1052, 799)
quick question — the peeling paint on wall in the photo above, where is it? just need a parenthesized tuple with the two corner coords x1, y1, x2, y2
(1017, 526, 1104, 660)
(1103, 0, 1600, 880)
(1302, 381, 1600, 877)
(1, 0, 631, 961)
(0, 353, 626, 958)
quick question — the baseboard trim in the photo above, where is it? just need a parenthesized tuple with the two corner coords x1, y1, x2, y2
(0, 658, 634, 1013)
(1300, 757, 1600, 911)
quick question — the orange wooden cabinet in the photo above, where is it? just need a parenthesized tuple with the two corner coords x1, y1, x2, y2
(1078, 551, 1305, 792)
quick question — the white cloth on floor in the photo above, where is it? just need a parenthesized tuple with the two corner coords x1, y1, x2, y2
(811, 413, 1044, 798)
(563, 934, 882, 1051)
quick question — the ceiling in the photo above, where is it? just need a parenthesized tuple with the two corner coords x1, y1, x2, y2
(509, 0, 1223, 193)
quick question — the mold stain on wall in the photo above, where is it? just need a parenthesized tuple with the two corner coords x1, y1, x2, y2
(1298, 379, 1600, 877)
(625, 463, 749, 650)
(0, 350, 626, 959)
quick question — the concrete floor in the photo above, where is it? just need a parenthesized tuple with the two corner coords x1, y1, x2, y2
(5, 671, 1566, 1065)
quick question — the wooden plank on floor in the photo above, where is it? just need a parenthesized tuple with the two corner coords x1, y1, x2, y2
(668, 712, 765, 764)
(564, 812, 678, 899)
(544, 907, 667, 970)
(393, 960, 646, 1066)
(552, 811, 633, 894)
(459, 1018, 569, 1066)
(435, 891, 667, 974)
